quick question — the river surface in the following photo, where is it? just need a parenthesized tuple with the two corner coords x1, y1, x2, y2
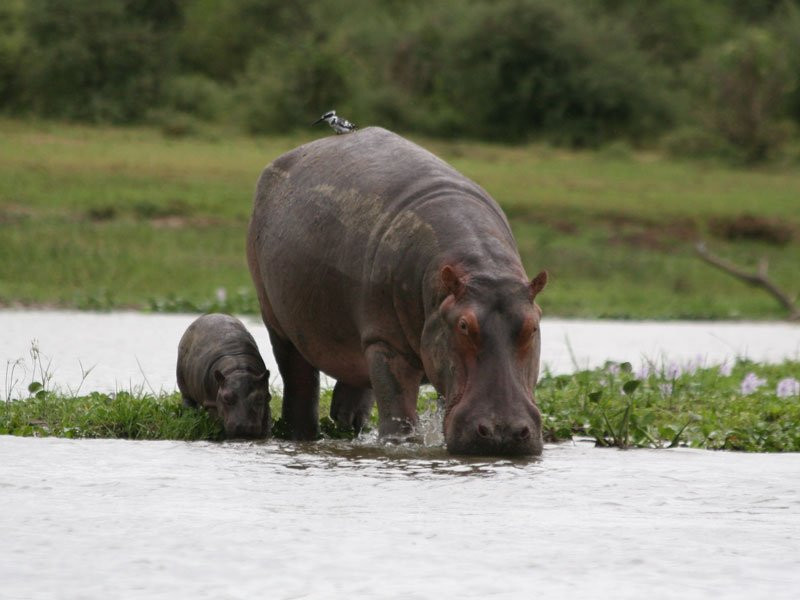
(2, 311, 799, 598)
(2, 310, 799, 396)
(1, 435, 798, 599)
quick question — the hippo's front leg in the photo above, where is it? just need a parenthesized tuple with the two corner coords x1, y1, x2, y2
(365, 342, 423, 438)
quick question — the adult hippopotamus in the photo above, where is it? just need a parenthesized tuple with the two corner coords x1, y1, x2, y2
(247, 127, 547, 455)
(177, 313, 271, 438)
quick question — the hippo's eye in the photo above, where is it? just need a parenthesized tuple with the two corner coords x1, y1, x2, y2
(458, 318, 469, 335)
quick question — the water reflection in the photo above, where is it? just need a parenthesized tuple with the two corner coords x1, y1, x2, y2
(220, 437, 540, 479)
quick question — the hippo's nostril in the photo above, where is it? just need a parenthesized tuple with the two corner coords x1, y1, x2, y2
(477, 422, 493, 439)
(516, 425, 531, 441)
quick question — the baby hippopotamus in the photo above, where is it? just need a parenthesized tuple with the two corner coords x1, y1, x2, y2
(177, 313, 271, 438)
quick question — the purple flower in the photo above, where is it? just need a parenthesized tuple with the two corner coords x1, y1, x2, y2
(740, 372, 767, 395)
(606, 363, 621, 376)
(686, 355, 705, 376)
(665, 362, 682, 380)
(659, 382, 673, 396)
(718, 361, 733, 377)
(635, 363, 652, 380)
(776, 377, 800, 398)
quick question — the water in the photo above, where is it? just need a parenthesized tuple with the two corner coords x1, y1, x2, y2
(2, 311, 799, 598)
(2, 310, 799, 396)
(1, 435, 798, 599)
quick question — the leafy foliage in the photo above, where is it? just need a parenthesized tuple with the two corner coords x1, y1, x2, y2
(1, 0, 799, 157)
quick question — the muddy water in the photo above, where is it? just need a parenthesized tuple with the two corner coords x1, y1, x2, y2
(1, 435, 798, 599)
(2, 310, 799, 396)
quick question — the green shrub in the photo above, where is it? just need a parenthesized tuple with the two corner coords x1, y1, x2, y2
(433, 0, 675, 145)
(700, 27, 797, 162)
(160, 74, 232, 122)
(0, 0, 25, 111)
(18, 0, 181, 123)
(238, 40, 352, 134)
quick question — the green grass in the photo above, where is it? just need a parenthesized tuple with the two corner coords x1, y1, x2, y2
(1, 118, 799, 318)
(3, 360, 798, 452)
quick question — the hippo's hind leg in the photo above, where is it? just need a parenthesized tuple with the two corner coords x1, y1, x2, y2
(268, 328, 320, 440)
(365, 342, 423, 438)
(331, 382, 375, 434)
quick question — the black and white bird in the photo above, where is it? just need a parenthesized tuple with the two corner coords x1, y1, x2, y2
(312, 110, 357, 134)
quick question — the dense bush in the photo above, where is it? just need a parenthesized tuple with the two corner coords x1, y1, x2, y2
(1, 0, 798, 157)
(432, 0, 674, 144)
(17, 0, 181, 123)
(701, 27, 797, 162)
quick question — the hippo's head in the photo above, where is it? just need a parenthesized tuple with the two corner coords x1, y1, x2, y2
(208, 369, 271, 439)
(422, 266, 547, 456)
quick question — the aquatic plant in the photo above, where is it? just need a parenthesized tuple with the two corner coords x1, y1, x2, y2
(776, 377, 800, 398)
(739, 372, 767, 395)
(2, 359, 799, 452)
(536, 358, 800, 452)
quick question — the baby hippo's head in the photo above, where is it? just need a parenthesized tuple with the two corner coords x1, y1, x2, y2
(213, 369, 271, 438)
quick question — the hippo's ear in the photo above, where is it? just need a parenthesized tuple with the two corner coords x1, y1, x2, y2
(528, 270, 548, 301)
(213, 369, 225, 385)
(441, 265, 466, 298)
(255, 371, 268, 384)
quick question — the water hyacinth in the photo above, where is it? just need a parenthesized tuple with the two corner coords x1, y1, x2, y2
(718, 361, 733, 377)
(665, 362, 682, 380)
(606, 363, 621, 376)
(776, 377, 800, 398)
(635, 363, 652, 380)
(659, 382, 673, 396)
(740, 372, 767, 395)
(685, 355, 705, 376)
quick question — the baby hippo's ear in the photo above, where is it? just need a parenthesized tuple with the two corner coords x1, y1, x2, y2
(528, 270, 548, 301)
(255, 371, 268, 384)
(214, 369, 225, 385)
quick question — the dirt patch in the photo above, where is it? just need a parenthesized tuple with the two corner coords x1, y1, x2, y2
(507, 206, 699, 250)
(601, 212, 697, 250)
(86, 206, 118, 222)
(132, 198, 192, 220)
(0, 204, 35, 225)
(710, 214, 795, 245)
(508, 205, 797, 251)
(149, 215, 226, 229)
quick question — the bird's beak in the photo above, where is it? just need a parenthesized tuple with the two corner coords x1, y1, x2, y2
(312, 117, 324, 125)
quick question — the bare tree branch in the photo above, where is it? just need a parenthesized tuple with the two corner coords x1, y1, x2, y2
(695, 242, 799, 321)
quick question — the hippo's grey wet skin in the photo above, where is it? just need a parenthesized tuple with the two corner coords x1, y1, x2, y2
(247, 127, 547, 455)
(176, 314, 271, 438)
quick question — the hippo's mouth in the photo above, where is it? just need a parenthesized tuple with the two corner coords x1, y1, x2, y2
(442, 375, 468, 432)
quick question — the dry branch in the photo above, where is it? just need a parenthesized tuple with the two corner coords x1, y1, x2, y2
(695, 242, 799, 320)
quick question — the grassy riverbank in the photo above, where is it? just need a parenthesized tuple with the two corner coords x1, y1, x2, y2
(3, 359, 798, 452)
(1, 119, 799, 318)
